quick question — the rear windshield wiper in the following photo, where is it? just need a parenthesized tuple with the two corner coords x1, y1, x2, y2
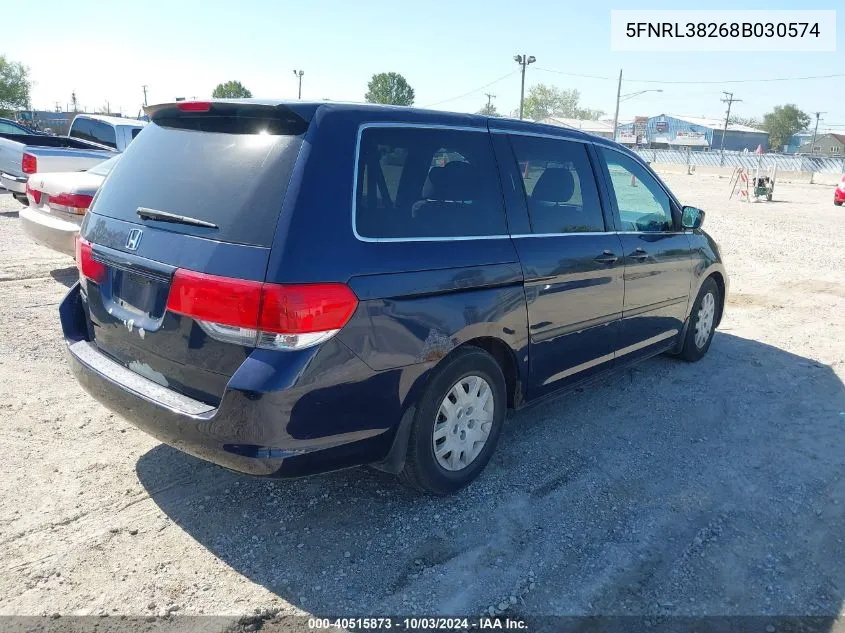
(136, 207, 219, 229)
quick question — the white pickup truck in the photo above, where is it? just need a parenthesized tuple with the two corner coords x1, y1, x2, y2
(0, 114, 145, 204)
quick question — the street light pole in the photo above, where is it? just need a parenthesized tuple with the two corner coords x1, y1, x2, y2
(613, 84, 663, 144)
(513, 54, 536, 120)
(612, 69, 622, 141)
(809, 112, 825, 154)
(292, 70, 304, 99)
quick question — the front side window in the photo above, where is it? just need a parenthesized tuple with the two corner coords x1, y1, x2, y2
(600, 148, 674, 232)
(509, 135, 604, 234)
(355, 127, 506, 239)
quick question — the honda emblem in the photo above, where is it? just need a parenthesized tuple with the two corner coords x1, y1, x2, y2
(125, 229, 143, 251)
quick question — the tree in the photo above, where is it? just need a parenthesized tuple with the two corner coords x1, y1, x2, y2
(212, 80, 252, 99)
(729, 115, 761, 129)
(760, 104, 811, 151)
(0, 55, 31, 117)
(364, 72, 414, 106)
(477, 102, 501, 117)
(521, 84, 604, 121)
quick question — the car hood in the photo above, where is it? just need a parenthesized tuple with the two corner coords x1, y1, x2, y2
(27, 171, 105, 197)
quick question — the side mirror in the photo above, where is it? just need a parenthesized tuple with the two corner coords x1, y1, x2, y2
(681, 206, 705, 230)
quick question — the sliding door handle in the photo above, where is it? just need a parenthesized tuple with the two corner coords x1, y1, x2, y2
(594, 250, 619, 264)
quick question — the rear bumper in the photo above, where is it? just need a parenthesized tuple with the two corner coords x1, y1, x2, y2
(20, 206, 80, 257)
(0, 172, 26, 194)
(835, 188, 845, 203)
(60, 284, 399, 477)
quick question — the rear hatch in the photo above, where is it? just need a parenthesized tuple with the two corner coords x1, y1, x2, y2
(79, 101, 312, 405)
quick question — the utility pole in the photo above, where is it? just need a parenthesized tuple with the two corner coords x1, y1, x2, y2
(513, 54, 536, 120)
(142, 85, 148, 107)
(293, 70, 304, 99)
(71, 91, 79, 113)
(719, 91, 742, 166)
(612, 69, 622, 142)
(485, 92, 496, 109)
(809, 112, 825, 154)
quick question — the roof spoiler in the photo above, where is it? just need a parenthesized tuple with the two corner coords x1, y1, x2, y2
(144, 100, 316, 135)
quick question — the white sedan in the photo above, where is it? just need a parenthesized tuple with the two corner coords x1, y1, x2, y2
(21, 155, 120, 257)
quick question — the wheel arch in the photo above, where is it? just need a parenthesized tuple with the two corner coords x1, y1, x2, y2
(705, 270, 727, 326)
(371, 335, 524, 475)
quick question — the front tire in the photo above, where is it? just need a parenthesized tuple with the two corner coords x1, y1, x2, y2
(679, 277, 721, 362)
(399, 347, 506, 495)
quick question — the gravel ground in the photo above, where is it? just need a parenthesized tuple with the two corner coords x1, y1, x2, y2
(0, 174, 843, 625)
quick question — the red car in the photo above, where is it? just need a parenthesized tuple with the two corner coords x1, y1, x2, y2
(836, 175, 845, 206)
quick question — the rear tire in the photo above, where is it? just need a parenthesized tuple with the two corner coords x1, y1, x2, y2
(835, 200, 843, 207)
(398, 347, 506, 495)
(679, 277, 721, 362)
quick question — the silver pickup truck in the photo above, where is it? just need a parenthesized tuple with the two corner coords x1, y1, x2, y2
(0, 114, 145, 204)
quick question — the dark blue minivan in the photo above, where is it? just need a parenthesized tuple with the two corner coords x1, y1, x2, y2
(60, 100, 727, 494)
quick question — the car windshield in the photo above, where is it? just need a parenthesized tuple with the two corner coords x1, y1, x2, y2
(87, 155, 121, 177)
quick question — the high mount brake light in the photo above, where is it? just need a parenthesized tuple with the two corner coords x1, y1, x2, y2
(176, 101, 212, 112)
(165, 269, 358, 351)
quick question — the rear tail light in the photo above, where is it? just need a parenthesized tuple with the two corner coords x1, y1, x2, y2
(165, 269, 358, 351)
(75, 236, 107, 283)
(22, 153, 37, 174)
(25, 181, 41, 205)
(47, 192, 94, 215)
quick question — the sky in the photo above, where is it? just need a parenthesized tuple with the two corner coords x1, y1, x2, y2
(4, 0, 844, 130)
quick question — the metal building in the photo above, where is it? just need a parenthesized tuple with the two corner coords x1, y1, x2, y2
(616, 114, 769, 152)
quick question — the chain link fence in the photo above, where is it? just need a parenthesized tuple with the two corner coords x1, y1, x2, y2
(632, 149, 845, 174)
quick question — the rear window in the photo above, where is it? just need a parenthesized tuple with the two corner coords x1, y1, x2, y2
(355, 126, 506, 239)
(90, 120, 304, 247)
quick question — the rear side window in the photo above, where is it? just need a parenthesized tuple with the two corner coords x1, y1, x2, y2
(70, 118, 117, 148)
(0, 121, 28, 134)
(355, 126, 506, 239)
(69, 118, 90, 141)
(90, 121, 304, 247)
(509, 135, 605, 234)
(89, 121, 116, 148)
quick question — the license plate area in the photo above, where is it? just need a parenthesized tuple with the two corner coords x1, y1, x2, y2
(112, 269, 168, 318)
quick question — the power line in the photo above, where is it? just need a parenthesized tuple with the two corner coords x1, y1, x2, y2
(535, 68, 613, 80)
(536, 67, 845, 85)
(422, 70, 519, 108)
(626, 73, 845, 85)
